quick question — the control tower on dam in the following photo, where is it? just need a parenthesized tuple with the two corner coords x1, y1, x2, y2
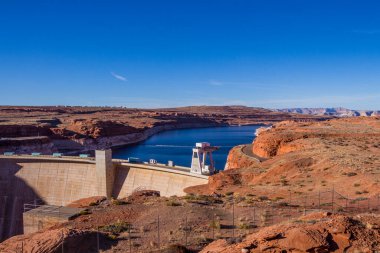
(0, 149, 208, 241)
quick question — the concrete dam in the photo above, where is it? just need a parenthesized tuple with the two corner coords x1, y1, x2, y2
(0, 150, 208, 241)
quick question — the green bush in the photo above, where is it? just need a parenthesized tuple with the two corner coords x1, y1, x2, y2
(258, 196, 269, 201)
(78, 209, 91, 215)
(100, 221, 131, 235)
(111, 198, 130, 205)
(209, 220, 221, 230)
(166, 200, 181, 206)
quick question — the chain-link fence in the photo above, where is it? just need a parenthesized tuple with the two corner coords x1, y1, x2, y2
(11, 188, 380, 252)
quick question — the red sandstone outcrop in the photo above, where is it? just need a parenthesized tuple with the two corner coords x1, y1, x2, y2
(67, 196, 107, 208)
(252, 117, 380, 158)
(0, 228, 111, 253)
(201, 212, 380, 253)
(225, 145, 260, 170)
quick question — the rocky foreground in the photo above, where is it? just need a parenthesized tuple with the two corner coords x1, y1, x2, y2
(201, 212, 380, 252)
(0, 106, 329, 154)
(2, 191, 380, 253)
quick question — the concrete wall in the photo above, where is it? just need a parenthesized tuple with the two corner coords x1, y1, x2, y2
(113, 163, 208, 198)
(23, 211, 68, 235)
(0, 157, 97, 241)
(0, 155, 208, 241)
(96, 150, 114, 198)
(23, 206, 84, 234)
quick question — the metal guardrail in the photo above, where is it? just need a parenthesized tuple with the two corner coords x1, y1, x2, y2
(1, 153, 95, 161)
(23, 198, 64, 213)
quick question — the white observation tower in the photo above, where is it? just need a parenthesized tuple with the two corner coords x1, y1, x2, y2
(190, 142, 219, 175)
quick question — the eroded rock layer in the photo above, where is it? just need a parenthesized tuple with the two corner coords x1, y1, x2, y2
(201, 212, 380, 253)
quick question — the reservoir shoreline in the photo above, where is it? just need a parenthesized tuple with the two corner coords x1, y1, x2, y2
(113, 125, 263, 169)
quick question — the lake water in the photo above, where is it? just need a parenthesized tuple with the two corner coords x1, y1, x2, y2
(112, 125, 261, 170)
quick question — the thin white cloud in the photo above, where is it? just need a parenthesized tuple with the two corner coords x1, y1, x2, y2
(111, 72, 127, 82)
(209, 79, 223, 86)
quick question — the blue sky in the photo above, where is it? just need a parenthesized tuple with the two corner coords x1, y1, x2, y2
(1, 0, 380, 109)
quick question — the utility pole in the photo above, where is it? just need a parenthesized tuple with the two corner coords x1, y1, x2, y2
(232, 199, 235, 239)
(97, 226, 100, 253)
(185, 216, 188, 246)
(61, 230, 64, 253)
(157, 215, 160, 250)
(332, 185, 335, 214)
(129, 225, 132, 253)
(212, 214, 215, 240)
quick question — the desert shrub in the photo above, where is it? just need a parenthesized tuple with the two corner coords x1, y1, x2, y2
(354, 183, 361, 187)
(78, 209, 91, 216)
(166, 200, 181, 206)
(277, 201, 289, 207)
(184, 194, 222, 204)
(159, 244, 191, 253)
(107, 234, 118, 240)
(111, 198, 129, 205)
(209, 220, 221, 230)
(100, 221, 131, 235)
(194, 235, 212, 245)
(337, 207, 344, 212)
(238, 222, 251, 230)
(258, 196, 269, 201)
(280, 178, 289, 186)
(347, 172, 357, 177)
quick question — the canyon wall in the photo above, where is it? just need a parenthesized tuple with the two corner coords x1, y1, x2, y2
(54, 122, 222, 153)
(0, 137, 56, 154)
(0, 106, 330, 154)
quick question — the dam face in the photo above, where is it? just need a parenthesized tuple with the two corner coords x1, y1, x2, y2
(0, 158, 98, 240)
(0, 152, 208, 241)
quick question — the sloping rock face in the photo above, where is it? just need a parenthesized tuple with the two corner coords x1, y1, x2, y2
(252, 117, 380, 158)
(0, 228, 113, 253)
(225, 145, 261, 170)
(201, 212, 380, 253)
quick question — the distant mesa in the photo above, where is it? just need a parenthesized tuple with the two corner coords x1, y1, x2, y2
(274, 107, 380, 117)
